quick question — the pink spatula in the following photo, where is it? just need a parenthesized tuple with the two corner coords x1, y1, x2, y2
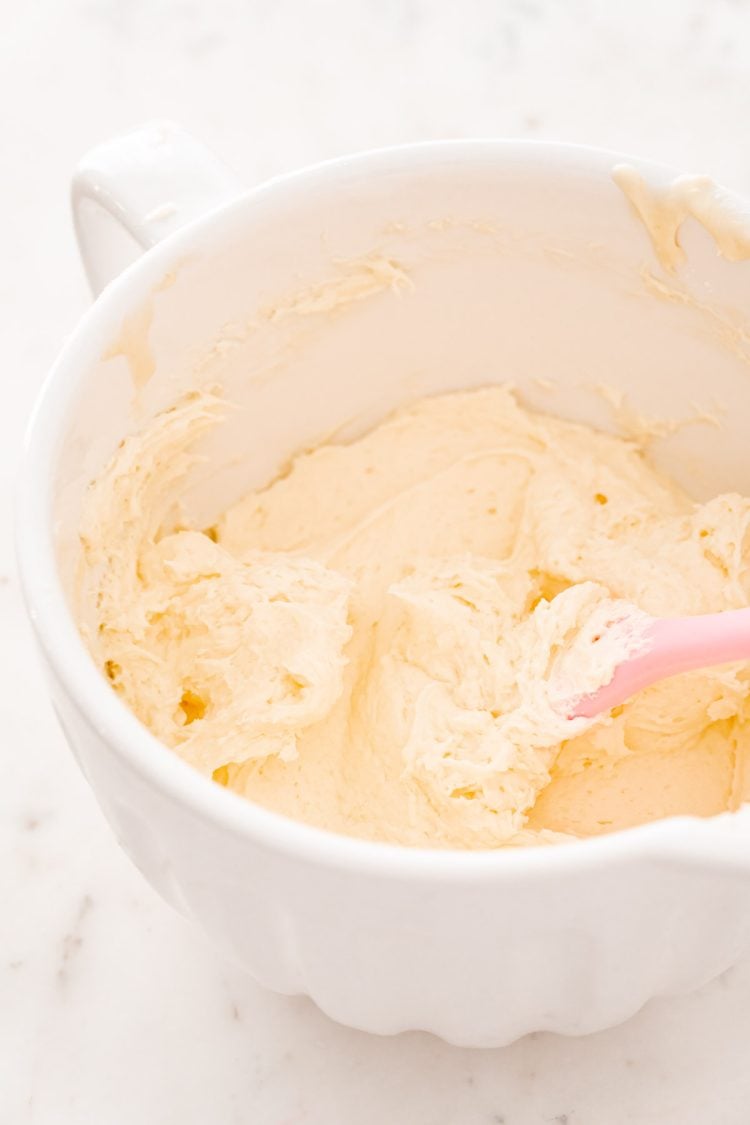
(571, 607, 750, 719)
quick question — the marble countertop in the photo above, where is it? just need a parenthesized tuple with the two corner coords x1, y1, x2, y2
(4, 1, 750, 1121)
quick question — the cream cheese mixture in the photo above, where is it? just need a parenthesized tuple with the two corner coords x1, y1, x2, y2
(79, 386, 750, 848)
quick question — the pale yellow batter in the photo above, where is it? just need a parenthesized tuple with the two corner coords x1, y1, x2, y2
(79, 386, 750, 848)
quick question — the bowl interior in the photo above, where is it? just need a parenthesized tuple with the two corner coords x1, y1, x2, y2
(52, 143, 750, 617)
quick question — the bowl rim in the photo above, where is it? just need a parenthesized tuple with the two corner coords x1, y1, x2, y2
(17, 136, 750, 882)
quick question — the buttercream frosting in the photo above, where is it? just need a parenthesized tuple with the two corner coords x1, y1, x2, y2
(79, 386, 750, 848)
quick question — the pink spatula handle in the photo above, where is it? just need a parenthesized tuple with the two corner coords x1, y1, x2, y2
(572, 607, 750, 719)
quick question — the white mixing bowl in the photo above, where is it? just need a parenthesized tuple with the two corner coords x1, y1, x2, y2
(18, 122, 750, 1046)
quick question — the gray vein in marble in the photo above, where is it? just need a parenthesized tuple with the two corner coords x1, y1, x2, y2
(57, 895, 94, 989)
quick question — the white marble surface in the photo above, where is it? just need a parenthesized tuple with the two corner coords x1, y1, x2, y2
(4, 1, 750, 1121)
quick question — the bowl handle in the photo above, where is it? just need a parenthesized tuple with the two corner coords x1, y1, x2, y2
(71, 120, 243, 296)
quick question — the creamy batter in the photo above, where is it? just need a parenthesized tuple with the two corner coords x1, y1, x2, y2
(79, 386, 750, 848)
